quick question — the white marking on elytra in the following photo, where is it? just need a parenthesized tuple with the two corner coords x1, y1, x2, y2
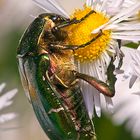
(42, 76, 45, 81)
(48, 107, 64, 114)
(47, 129, 51, 132)
(47, 88, 50, 91)
(67, 132, 72, 135)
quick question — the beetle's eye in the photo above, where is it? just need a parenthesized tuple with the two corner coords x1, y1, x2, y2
(51, 16, 66, 23)
(52, 16, 60, 22)
(52, 16, 57, 21)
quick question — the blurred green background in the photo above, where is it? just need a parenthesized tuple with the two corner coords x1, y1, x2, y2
(0, 0, 139, 140)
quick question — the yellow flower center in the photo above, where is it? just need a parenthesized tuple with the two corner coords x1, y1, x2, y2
(65, 6, 111, 63)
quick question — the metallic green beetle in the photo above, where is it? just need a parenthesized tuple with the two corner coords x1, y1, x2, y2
(17, 12, 116, 140)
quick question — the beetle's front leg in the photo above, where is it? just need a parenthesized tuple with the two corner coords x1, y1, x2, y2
(62, 30, 103, 51)
(52, 10, 96, 31)
(50, 10, 97, 44)
(48, 30, 103, 52)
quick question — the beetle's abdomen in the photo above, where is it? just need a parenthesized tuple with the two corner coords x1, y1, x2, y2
(48, 53, 96, 139)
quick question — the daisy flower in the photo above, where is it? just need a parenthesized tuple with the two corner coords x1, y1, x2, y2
(123, 46, 140, 88)
(0, 83, 17, 124)
(111, 46, 140, 138)
(32, 0, 140, 119)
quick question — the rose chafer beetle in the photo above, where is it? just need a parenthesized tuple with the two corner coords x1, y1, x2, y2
(17, 11, 116, 140)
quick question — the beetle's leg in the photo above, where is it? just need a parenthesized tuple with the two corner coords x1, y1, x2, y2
(48, 30, 102, 52)
(58, 10, 96, 28)
(51, 10, 96, 42)
(106, 57, 116, 96)
(52, 10, 96, 31)
(74, 70, 115, 97)
(50, 74, 69, 88)
(73, 58, 116, 97)
(117, 50, 124, 69)
(116, 39, 124, 69)
(63, 30, 102, 50)
(49, 28, 102, 52)
(117, 39, 121, 49)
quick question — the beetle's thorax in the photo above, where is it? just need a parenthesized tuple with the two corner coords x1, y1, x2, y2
(44, 17, 55, 31)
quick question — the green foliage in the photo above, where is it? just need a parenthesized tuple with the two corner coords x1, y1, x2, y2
(94, 114, 140, 140)
(0, 29, 22, 84)
(125, 42, 139, 49)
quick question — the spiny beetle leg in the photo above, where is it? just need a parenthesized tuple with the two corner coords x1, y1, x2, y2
(52, 10, 96, 31)
(106, 58, 116, 97)
(117, 50, 124, 70)
(63, 30, 102, 50)
(74, 71, 115, 97)
(116, 39, 124, 69)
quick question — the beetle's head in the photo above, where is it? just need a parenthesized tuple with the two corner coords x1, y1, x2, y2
(39, 13, 69, 41)
(39, 13, 69, 25)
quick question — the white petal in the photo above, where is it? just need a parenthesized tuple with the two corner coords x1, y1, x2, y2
(99, 0, 109, 12)
(131, 50, 140, 64)
(112, 31, 140, 36)
(92, 2, 140, 33)
(103, 51, 112, 66)
(133, 65, 140, 76)
(92, 23, 107, 34)
(93, 91, 101, 117)
(109, 3, 140, 24)
(95, 61, 105, 81)
(81, 82, 94, 119)
(86, 0, 94, 7)
(33, 0, 70, 18)
(0, 83, 6, 93)
(109, 0, 124, 8)
(112, 34, 140, 41)
(129, 75, 138, 88)
(112, 24, 140, 31)
(106, 7, 120, 16)
(0, 89, 17, 110)
(123, 67, 133, 80)
(105, 97, 114, 113)
(0, 113, 17, 123)
(137, 45, 140, 50)
(112, 46, 140, 138)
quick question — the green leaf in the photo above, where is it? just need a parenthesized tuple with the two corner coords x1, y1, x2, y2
(125, 42, 139, 49)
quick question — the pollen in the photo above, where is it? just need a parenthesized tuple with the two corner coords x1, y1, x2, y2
(65, 6, 111, 63)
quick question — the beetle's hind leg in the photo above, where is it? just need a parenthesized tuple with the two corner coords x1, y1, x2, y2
(116, 39, 124, 70)
(74, 58, 116, 97)
(74, 69, 115, 97)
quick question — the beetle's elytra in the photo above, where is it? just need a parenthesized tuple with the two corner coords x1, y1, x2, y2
(17, 12, 115, 140)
